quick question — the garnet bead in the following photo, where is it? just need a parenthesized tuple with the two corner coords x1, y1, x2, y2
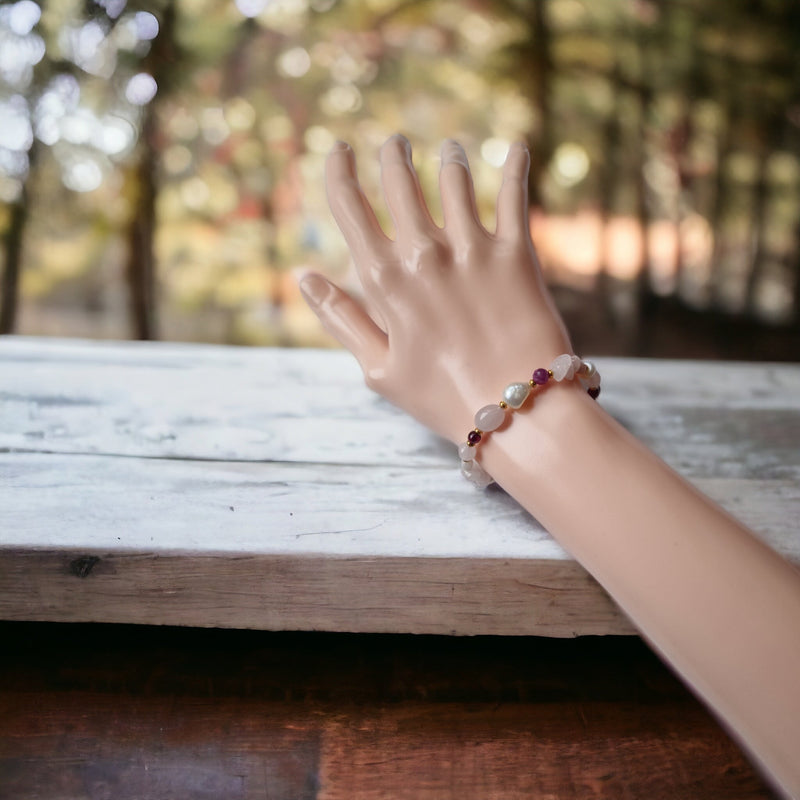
(588, 387, 601, 399)
(467, 430, 482, 445)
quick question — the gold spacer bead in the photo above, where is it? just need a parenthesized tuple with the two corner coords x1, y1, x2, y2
(467, 442, 475, 447)
(528, 379, 535, 386)
(548, 370, 554, 377)
(474, 428, 483, 435)
(499, 401, 508, 409)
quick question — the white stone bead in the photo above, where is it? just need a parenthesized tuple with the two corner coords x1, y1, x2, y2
(550, 354, 575, 381)
(502, 382, 530, 409)
(461, 458, 494, 488)
(458, 442, 477, 461)
(474, 404, 506, 432)
(571, 355, 582, 374)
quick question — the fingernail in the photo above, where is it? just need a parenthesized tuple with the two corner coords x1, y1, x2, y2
(331, 140, 351, 152)
(297, 272, 333, 307)
(441, 139, 468, 167)
(381, 134, 412, 163)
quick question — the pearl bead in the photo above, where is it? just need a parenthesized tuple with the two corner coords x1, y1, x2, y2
(458, 442, 476, 461)
(550, 354, 575, 382)
(474, 404, 506, 432)
(579, 360, 596, 378)
(502, 382, 530, 409)
(460, 459, 494, 488)
(586, 372, 601, 389)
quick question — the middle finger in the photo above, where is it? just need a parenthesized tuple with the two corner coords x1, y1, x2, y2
(380, 135, 437, 240)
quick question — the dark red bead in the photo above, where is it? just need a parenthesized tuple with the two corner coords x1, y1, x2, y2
(532, 368, 550, 385)
(467, 430, 482, 445)
(588, 387, 601, 399)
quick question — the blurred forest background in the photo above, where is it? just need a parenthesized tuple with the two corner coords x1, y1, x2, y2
(1, 0, 799, 359)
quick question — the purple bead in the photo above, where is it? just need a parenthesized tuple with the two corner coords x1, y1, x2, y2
(532, 368, 550, 385)
(467, 430, 482, 445)
(588, 387, 601, 399)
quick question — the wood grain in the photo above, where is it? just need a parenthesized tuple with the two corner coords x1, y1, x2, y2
(0, 548, 631, 635)
(0, 623, 779, 799)
(1, 337, 798, 635)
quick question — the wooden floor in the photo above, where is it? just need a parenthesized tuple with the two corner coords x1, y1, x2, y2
(0, 623, 777, 799)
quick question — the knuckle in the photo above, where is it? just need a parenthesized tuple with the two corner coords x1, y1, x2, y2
(401, 236, 449, 272)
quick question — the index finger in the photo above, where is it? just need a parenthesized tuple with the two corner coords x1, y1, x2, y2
(326, 141, 393, 270)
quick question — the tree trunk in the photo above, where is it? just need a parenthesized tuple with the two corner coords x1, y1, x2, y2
(126, 112, 158, 341)
(123, 2, 178, 340)
(0, 142, 39, 335)
(525, 0, 553, 209)
(0, 195, 26, 335)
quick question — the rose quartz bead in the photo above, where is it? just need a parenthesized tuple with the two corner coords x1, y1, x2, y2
(550, 353, 575, 381)
(474, 404, 506, 432)
(458, 442, 477, 461)
(461, 459, 494, 488)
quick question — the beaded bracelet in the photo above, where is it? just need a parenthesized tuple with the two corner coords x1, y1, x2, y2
(459, 353, 601, 487)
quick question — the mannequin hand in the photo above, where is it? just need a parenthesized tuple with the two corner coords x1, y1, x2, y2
(299, 134, 573, 443)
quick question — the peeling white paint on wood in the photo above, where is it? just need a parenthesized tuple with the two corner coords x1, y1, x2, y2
(1, 337, 798, 636)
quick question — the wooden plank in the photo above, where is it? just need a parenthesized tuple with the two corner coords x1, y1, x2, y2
(1, 694, 775, 799)
(0, 624, 778, 799)
(0, 337, 798, 636)
(1, 454, 798, 561)
(0, 547, 629, 636)
(2, 336, 799, 475)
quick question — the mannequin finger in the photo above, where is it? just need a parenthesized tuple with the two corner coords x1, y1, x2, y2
(380, 135, 436, 238)
(439, 139, 485, 241)
(326, 141, 392, 267)
(298, 272, 389, 375)
(495, 142, 532, 242)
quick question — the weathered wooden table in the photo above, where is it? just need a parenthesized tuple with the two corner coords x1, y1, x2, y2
(1, 336, 799, 637)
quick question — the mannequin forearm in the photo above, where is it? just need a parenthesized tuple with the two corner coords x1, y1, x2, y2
(304, 135, 800, 798)
(481, 388, 800, 797)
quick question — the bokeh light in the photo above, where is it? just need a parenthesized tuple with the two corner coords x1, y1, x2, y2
(551, 143, 590, 187)
(235, 0, 270, 19)
(0, 0, 796, 355)
(125, 73, 158, 105)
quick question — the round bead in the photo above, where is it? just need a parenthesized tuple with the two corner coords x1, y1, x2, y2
(467, 430, 482, 445)
(532, 368, 550, 385)
(550, 354, 575, 382)
(588, 386, 601, 399)
(458, 442, 477, 461)
(579, 360, 596, 378)
(474, 404, 506, 432)
(461, 458, 494, 488)
(584, 371, 601, 389)
(502, 382, 530, 409)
